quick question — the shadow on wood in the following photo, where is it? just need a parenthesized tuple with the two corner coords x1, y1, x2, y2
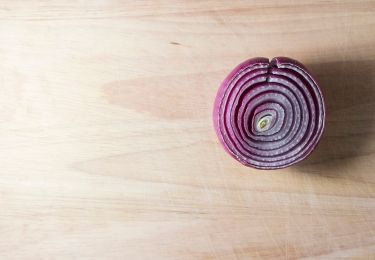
(294, 59, 375, 174)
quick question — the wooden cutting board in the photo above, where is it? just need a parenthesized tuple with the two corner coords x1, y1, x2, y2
(0, 1, 374, 259)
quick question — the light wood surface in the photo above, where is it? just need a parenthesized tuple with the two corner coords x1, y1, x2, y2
(1, 1, 375, 259)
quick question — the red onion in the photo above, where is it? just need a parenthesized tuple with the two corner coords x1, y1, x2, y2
(213, 57, 325, 169)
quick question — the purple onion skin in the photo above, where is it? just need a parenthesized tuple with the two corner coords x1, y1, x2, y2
(213, 57, 326, 170)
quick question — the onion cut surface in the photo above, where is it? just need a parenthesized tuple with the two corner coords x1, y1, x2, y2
(213, 57, 325, 169)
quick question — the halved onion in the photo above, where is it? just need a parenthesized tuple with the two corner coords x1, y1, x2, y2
(213, 57, 325, 169)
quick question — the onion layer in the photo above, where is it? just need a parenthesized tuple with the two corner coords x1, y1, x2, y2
(213, 57, 325, 169)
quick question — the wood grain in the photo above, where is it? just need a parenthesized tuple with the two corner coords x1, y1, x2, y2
(0, 1, 375, 259)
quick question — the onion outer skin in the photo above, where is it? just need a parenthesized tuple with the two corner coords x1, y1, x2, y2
(213, 57, 325, 170)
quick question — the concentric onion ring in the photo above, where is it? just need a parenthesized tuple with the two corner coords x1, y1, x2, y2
(213, 57, 325, 169)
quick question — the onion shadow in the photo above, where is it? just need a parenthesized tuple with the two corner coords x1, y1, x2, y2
(294, 59, 375, 174)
